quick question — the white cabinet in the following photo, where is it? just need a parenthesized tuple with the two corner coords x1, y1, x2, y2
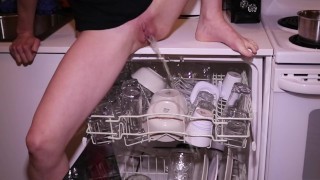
(0, 54, 62, 180)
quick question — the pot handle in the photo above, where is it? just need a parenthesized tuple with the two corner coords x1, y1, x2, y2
(278, 77, 320, 95)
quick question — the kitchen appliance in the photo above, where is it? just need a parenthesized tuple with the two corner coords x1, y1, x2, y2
(0, 2, 273, 179)
(76, 12, 273, 178)
(85, 58, 263, 180)
(261, 0, 320, 179)
(228, 0, 261, 23)
(223, 0, 261, 23)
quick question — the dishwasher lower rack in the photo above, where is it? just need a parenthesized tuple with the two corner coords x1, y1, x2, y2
(116, 153, 209, 180)
(86, 99, 252, 149)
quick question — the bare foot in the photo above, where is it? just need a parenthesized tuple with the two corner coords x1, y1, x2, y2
(195, 16, 259, 57)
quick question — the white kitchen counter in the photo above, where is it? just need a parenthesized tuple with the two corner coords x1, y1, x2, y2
(0, 16, 273, 56)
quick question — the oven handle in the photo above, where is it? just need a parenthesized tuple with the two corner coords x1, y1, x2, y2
(278, 77, 320, 95)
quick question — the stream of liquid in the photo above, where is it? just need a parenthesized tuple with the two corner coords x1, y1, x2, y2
(146, 35, 173, 87)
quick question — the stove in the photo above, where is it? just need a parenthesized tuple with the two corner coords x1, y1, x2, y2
(277, 16, 298, 31)
(261, 0, 320, 64)
(277, 16, 320, 49)
(261, 1, 320, 180)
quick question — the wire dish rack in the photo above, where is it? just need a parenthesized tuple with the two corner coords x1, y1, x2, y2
(86, 99, 252, 149)
(86, 71, 252, 149)
(117, 152, 209, 180)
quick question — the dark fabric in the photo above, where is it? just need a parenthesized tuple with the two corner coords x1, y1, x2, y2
(69, 0, 152, 31)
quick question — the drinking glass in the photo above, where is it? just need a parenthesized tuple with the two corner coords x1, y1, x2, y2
(223, 83, 252, 136)
(191, 91, 216, 114)
(120, 86, 142, 115)
(119, 78, 149, 143)
(167, 151, 195, 180)
(88, 117, 111, 143)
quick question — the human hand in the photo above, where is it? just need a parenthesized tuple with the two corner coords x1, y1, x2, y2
(9, 34, 40, 66)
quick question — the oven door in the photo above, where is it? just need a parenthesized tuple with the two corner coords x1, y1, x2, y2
(266, 64, 320, 180)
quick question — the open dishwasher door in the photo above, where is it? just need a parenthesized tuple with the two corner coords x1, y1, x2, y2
(83, 55, 267, 180)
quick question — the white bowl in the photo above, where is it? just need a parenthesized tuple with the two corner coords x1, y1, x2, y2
(131, 67, 167, 93)
(145, 100, 185, 142)
(150, 89, 188, 114)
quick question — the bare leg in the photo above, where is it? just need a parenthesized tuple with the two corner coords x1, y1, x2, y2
(195, 0, 259, 57)
(25, 0, 188, 179)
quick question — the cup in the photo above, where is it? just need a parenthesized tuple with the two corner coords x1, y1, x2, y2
(185, 108, 213, 147)
(88, 117, 111, 143)
(225, 82, 252, 114)
(119, 80, 145, 135)
(167, 150, 195, 180)
(220, 71, 242, 101)
(190, 81, 220, 106)
(131, 67, 167, 93)
(190, 90, 216, 114)
(224, 108, 248, 135)
(121, 78, 151, 115)
(223, 82, 252, 136)
(120, 85, 142, 115)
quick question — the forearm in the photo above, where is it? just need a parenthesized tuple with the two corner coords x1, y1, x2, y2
(17, 0, 38, 36)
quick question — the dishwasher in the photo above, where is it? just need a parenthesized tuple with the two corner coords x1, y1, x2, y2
(62, 2, 272, 176)
(66, 52, 266, 180)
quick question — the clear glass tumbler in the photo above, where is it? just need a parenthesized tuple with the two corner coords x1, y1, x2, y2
(167, 151, 195, 180)
(223, 82, 252, 136)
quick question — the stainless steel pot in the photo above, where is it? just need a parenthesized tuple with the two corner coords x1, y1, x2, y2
(297, 10, 320, 43)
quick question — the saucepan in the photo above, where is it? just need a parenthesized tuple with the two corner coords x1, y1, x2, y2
(297, 10, 320, 44)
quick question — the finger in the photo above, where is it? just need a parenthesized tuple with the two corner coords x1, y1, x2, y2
(32, 39, 40, 52)
(16, 46, 29, 65)
(10, 47, 23, 65)
(23, 46, 36, 63)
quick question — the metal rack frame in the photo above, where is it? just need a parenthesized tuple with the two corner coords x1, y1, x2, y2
(86, 99, 252, 149)
(86, 72, 252, 149)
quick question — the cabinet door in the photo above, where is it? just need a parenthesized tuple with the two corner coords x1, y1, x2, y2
(0, 54, 62, 180)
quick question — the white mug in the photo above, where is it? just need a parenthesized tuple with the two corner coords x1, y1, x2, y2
(190, 81, 220, 106)
(131, 67, 167, 93)
(220, 71, 242, 100)
(185, 108, 213, 147)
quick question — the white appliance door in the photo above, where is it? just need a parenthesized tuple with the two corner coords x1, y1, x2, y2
(267, 65, 320, 180)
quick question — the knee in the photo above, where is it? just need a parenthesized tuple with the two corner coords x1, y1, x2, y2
(25, 130, 52, 160)
(26, 131, 43, 157)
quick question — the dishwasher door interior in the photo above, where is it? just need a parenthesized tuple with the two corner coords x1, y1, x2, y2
(83, 55, 264, 180)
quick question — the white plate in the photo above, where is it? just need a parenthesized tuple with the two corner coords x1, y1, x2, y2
(224, 148, 233, 180)
(208, 153, 219, 180)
